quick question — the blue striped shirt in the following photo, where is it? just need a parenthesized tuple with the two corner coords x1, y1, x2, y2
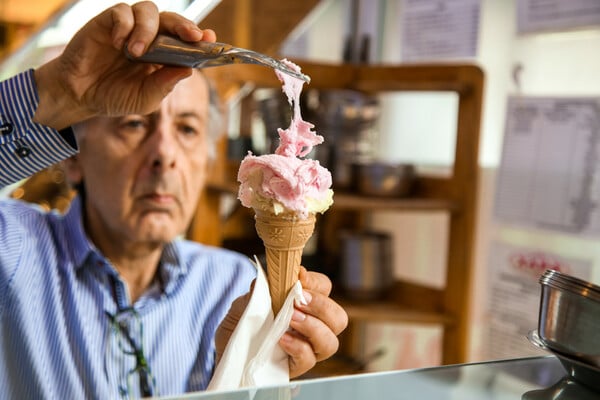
(0, 70, 78, 186)
(0, 70, 257, 398)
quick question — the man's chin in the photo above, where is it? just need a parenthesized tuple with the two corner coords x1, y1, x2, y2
(134, 220, 183, 244)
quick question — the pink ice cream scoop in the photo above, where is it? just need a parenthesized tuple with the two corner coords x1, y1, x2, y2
(237, 60, 333, 219)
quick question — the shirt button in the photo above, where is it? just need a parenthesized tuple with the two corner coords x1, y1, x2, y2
(15, 146, 31, 158)
(0, 122, 13, 135)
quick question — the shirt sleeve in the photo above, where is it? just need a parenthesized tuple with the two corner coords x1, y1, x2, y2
(0, 69, 78, 188)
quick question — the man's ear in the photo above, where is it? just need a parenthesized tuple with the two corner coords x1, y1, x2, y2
(61, 156, 83, 186)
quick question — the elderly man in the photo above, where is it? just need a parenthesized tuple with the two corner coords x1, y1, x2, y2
(0, 2, 347, 399)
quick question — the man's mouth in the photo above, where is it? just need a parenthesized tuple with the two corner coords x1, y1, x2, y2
(141, 193, 177, 206)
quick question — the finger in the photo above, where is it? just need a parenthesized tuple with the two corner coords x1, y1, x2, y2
(214, 282, 255, 363)
(158, 11, 206, 42)
(222, 292, 251, 330)
(288, 310, 340, 361)
(221, 280, 255, 326)
(296, 290, 348, 336)
(199, 28, 217, 43)
(126, 1, 160, 57)
(104, 3, 135, 50)
(279, 331, 317, 378)
(137, 66, 194, 111)
(298, 267, 332, 296)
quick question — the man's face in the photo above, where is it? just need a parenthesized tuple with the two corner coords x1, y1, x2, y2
(69, 73, 210, 248)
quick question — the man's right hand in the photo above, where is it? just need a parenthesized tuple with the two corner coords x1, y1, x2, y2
(33, 1, 216, 130)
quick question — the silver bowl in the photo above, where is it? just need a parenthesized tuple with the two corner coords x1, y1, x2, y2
(353, 162, 415, 197)
(538, 269, 600, 367)
(527, 330, 600, 393)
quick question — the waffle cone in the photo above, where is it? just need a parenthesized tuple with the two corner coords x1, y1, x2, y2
(254, 209, 316, 314)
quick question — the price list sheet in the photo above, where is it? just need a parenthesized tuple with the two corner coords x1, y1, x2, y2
(495, 97, 600, 235)
(400, 0, 481, 62)
(517, 0, 600, 34)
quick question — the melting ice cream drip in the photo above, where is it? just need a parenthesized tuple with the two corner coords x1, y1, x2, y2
(274, 59, 323, 158)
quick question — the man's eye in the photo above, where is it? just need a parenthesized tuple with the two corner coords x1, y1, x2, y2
(123, 119, 147, 130)
(181, 124, 196, 134)
(179, 124, 203, 138)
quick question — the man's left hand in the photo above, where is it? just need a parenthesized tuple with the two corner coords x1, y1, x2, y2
(279, 267, 348, 378)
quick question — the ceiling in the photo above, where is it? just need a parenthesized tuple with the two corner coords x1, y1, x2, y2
(0, 0, 321, 58)
(0, 0, 71, 55)
(202, 0, 320, 54)
(0, 0, 71, 25)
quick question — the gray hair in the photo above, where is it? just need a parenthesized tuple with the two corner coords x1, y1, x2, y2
(204, 74, 223, 160)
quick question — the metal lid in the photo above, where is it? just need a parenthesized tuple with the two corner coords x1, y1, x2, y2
(540, 269, 600, 302)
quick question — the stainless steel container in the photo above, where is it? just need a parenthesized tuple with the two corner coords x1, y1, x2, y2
(340, 231, 393, 300)
(538, 269, 600, 367)
(303, 89, 380, 190)
(353, 162, 415, 197)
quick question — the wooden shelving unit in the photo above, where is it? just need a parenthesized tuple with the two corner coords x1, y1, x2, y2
(194, 61, 484, 371)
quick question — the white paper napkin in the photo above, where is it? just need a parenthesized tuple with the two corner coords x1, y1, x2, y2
(207, 258, 305, 391)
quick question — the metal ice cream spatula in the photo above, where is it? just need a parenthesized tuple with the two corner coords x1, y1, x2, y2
(125, 34, 310, 83)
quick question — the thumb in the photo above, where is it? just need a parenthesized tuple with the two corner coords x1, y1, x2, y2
(147, 66, 194, 94)
(214, 280, 256, 362)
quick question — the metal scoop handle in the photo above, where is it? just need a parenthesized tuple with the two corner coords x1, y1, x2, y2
(125, 34, 310, 83)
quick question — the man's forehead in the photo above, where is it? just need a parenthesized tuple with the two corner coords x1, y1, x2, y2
(173, 70, 210, 94)
(75, 72, 210, 130)
(164, 73, 209, 108)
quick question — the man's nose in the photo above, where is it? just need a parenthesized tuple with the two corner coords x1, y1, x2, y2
(148, 123, 178, 170)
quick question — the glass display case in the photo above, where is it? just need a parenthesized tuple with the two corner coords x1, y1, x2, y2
(158, 356, 598, 400)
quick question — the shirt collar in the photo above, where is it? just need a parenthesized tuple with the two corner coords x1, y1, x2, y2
(63, 195, 188, 295)
(158, 241, 188, 295)
(63, 195, 96, 270)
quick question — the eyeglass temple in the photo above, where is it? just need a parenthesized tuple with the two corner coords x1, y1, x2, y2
(106, 311, 154, 397)
(138, 368, 153, 398)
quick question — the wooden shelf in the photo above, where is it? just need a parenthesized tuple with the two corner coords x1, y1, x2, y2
(336, 298, 455, 326)
(206, 182, 458, 213)
(332, 193, 458, 213)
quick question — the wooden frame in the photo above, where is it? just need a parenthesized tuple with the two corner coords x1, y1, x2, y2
(192, 61, 484, 368)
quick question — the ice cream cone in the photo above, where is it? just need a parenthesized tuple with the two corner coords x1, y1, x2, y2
(254, 209, 316, 314)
